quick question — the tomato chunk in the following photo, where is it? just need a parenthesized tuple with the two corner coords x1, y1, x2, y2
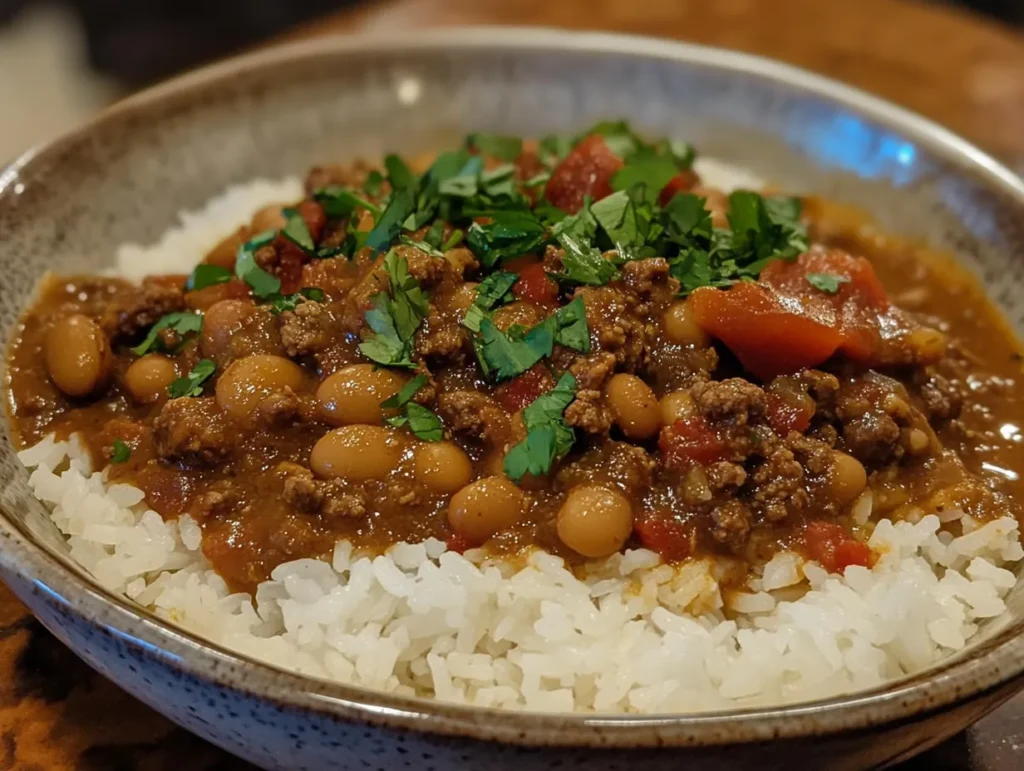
(513, 262, 559, 307)
(803, 520, 874, 574)
(657, 170, 699, 206)
(760, 250, 889, 364)
(659, 416, 728, 470)
(297, 199, 326, 242)
(494, 365, 554, 413)
(635, 516, 694, 561)
(545, 135, 623, 214)
(688, 282, 842, 380)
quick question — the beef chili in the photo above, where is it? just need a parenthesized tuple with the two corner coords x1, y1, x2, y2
(6, 123, 1024, 593)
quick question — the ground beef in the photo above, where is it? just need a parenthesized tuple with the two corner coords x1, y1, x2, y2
(749, 444, 808, 521)
(705, 461, 747, 493)
(304, 161, 376, 194)
(564, 389, 614, 435)
(101, 280, 185, 340)
(191, 482, 238, 519)
(693, 378, 766, 426)
(256, 387, 315, 428)
(621, 258, 679, 307)
(415, 309, 469, 363)
(279, 301, 336, 357)
(555, 441, 656, 497)
(916, 370, 964, 422)
(576, 285, 649, 370)
(710, 499, 752, 548)
(436, 391, 511, 446)
(394, 244, 448, 288)
(786, 433, 836, 476)
(836, 374, 917, 465)
(568, 352, 617, 391)
(279, 462, 367, 520)
(153, 397, 233, 466)
(442, 247, 479, 280)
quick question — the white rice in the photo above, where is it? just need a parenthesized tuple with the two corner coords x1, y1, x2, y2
(17, 165, 1024, 713)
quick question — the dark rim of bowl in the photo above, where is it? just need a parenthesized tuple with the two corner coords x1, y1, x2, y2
(2, 27, 1024, 749)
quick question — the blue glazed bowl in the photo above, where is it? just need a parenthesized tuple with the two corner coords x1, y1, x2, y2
(2, 28, 1024, 771)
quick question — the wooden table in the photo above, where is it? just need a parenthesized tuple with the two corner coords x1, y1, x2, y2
(3, 0, 1024, 768)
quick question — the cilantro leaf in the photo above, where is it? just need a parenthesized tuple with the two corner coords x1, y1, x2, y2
(314, 186, 381, 219)
(725, 191, 808, 271)
(476, 318, 554, 382)
(266, 287, 325, 315)
(423, 220, 445, 250)
(437, 155, 484, 198)
(466, 210, 547, 268)
(610, 151, 679, 204)
(235, 232, 281, 298)
(442, 229, 464, 251)
(184, 264, 232, 292)
(281, 211, 315, 253)
(806, 272, 850, 294)
(366, 189, 414, 254)
(400, 235, 444, 257)
(358, 251, 429, 368)
(111, 439, 131, 464)
(385, 154, 415, 192)
(466, 133, 523, 162)
(538, 134, 573, 166)
(553, 229, 619, 286)
(167, 359, 216, 399)
(503, 372, 578, 481)
(380, 372, 444, 441)
(462, 271, 518, 333)
(363, 170, 385, 197)
(590, 190, 653, 259)
(550, 296, 590, 352)
(131, 311, 203, 356)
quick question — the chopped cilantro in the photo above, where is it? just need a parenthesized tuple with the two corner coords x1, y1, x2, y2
(462, 271, 519, 333)
(235, 231, 282, 298)
(131, 311, 203, 356)
(385, 154, 415, 192)
(466, 210, 547, 268)
(442, 229, 464, 251)
(503, 372, 578, 481)
(466, 133, 523, 162)
(358, 251, 429, 368)
(438, 155, 484, 198)
(363, 170, 385, 197)
(366, 189, 414, 254)
(111, 439, 131, 464)
(552, 208, 619, 286)
(806, 272, 850, 294)
(266, 287, 325, 315)
(314, 186, 381, 219)
(400, 235, 444, 257)
(538, 134, 573, 166)
(549, 296, 590, 352)
(610, 151, 679, 204)
(476, 318, 554, 382)
(381, 373, 443, 441)
(423, 219, 445, 250)
(184, 264, 232, 292)
(167, 359, 216, 399)
(281, 211, 316, 253)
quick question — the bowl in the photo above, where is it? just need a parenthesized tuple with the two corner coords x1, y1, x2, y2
(2, 27, 1024, 771)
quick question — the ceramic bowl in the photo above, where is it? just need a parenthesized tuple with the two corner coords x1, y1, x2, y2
(2, 28, 1024, 771)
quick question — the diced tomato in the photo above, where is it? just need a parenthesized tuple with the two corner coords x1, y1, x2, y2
(513, 262, 559, 307)
(297, 199, 326, 242)
(764, 380, 815, 436)
(634, 516, 694, 561)
(658, 416, 728, 470)
(803, 520, 874, 574)
(515, 149, 545, 181)
(688, 282, 842, 380)
(760, 250, 890, 364)
(544, 135, 623, 214)
(273, 238, 308, 295)
(494, 365, 554, 413)
(657, 170, 699, 206)
(185, 278, 251, 311)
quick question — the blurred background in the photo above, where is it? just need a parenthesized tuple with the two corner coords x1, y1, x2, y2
(0, 0, 1022, 163)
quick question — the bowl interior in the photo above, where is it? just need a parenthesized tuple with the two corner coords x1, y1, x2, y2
(2, 29, 1024, 730)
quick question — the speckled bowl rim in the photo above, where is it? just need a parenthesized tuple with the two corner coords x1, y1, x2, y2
(3, 27, 1024, 749)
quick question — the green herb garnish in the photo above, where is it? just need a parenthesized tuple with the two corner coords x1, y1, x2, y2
(366, 189, 415, 254)
(167, 359, 216, 399)
(385, 154, 415, 192)
(358, 251, 429, 368)
(111, 439, 131, 464)
(503, 372, 578, 481)
(462, 271, 519, 333)
(131, 311, 203, 356)
(806, 273, 850, 294)
(314, 186, 382, 219)
(281, 211, 315, 254)
(184, 264, 232, 292)
(235, 231, 282, 298)
(381, 373, 443, 441)
(466, 210, 547, 268)
(466, 133, 523, 162)
(266, 287, 326, 315)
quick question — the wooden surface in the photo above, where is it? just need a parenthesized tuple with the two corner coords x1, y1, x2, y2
(4, 0, 1024, 769)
